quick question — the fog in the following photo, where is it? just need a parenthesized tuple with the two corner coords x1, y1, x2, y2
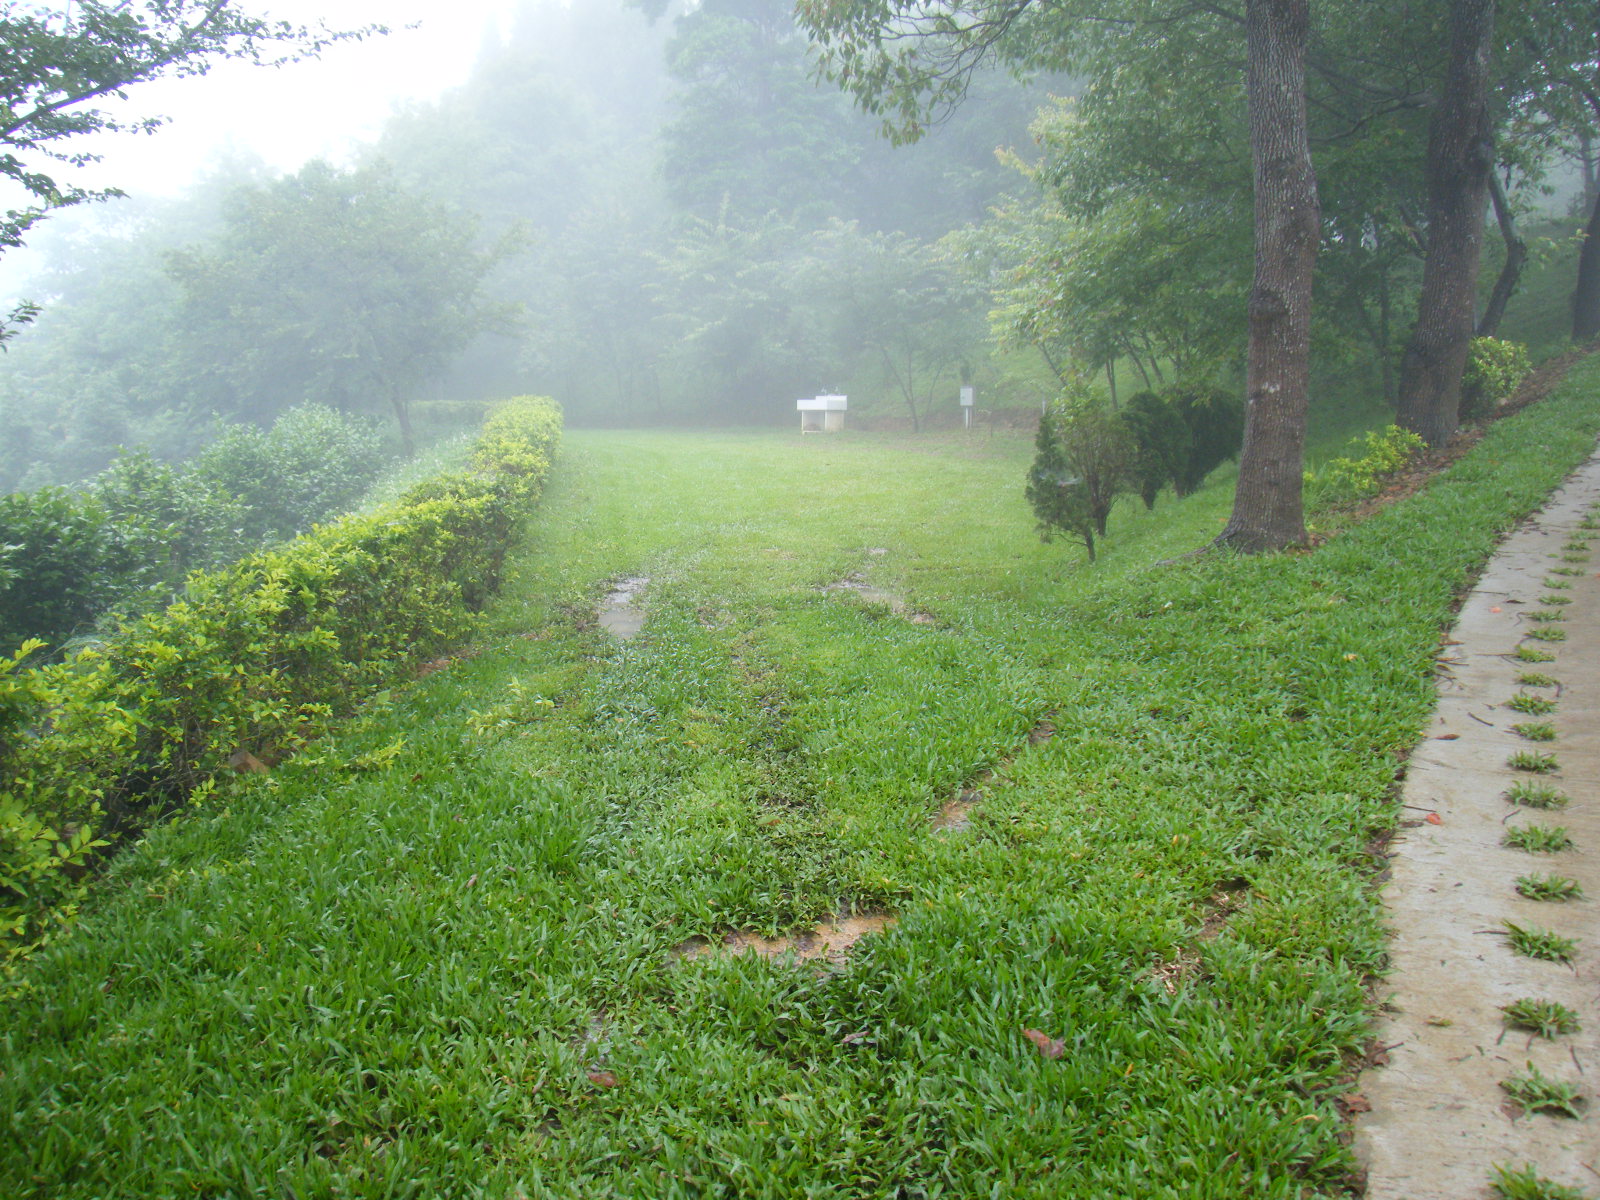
(2, 0, 1055, 496)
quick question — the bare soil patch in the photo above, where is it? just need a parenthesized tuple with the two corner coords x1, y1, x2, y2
(674, 912, 897, 965)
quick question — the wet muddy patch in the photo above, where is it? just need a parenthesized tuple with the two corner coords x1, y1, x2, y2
(674, 912, 896, 965)
(820, 573, 936, 625)
(598, 576, 649, 640)
(933, 788, 984, 831)
(1196, 876, 1251, 941)
(932, 714, 1057, 832)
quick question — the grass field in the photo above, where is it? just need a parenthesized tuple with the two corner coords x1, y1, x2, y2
(5, 373, 1600, 1199)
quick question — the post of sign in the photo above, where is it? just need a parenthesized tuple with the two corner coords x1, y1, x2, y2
(960, 385, 975, 429)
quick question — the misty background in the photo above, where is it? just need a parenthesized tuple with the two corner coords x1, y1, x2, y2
(0, 0, 1062, 491)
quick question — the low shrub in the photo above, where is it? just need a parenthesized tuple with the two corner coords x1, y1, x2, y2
(1305, 424, 1426, 513)
(0, 396, 561, 971)
(1462, 337, 1532, 420)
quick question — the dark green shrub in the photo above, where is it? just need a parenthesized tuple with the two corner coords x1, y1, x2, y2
(0, 488, 124, 655)
(1170, 386, 1244, 495)
(1120, 390, 1192, 509)
(188, 403, 388, 543)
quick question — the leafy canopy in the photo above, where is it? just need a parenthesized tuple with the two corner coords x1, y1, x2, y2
(1, 1, 381, 342)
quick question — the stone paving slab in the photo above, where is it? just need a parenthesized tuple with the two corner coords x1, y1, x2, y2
(1355, 450, 1600, 1200)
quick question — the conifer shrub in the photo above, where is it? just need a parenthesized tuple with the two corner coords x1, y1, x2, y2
(1027, 397, 1134, 560)
(1170, 386, 1245, 495)
(1120, 391, 1191, 509)
(1026, 408, 1099, 560)
(0, 396, 561, 972)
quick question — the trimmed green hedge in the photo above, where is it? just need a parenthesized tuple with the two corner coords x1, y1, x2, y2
(0, 396, 561, 972)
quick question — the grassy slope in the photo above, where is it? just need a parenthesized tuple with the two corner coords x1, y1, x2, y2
(4, 379, 1600, 1199)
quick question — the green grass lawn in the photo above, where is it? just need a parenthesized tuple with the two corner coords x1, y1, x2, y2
(5, 376, 1600, 1199)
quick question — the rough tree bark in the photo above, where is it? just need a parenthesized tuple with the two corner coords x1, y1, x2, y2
(1477, 169, 1525, 338)
(1395, 0, 1496, 448)
(1214, 0, 1319, 554)
(1574, 190, 1600, 341)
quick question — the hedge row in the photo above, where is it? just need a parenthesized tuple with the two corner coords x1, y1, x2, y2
(1, 396, 562, 972)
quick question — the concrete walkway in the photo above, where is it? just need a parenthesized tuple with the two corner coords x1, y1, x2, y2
(1356, 450, 1600, 1198)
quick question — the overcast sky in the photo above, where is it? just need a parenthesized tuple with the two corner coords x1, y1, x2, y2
(62, 0, 523, 199)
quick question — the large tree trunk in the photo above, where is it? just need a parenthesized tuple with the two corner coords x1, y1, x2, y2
(1477, 169, 1524, 338)
(1395, 0, 1496, 448)
(1572, 187, 1600, 341)
(1215, 0, 1319, 554)
(1581, 124, 1599, 219)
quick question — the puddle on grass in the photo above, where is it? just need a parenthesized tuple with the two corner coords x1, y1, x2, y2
(821, 574, 937, 625)
(674, 912, 896, 965)
(598, 576, 649, 640)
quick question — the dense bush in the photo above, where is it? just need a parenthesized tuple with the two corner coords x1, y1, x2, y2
(188, 403, 389, 542)
(1170, 386, 1245, 495)
(1120, 390, 1191, 508)
(0, 488, 126, 654)
(1461, 336, 1532, 421)
(1029, 384, 1241, 558)
(0, 396, 561, 973)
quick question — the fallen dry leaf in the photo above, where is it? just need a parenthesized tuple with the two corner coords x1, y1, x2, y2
(1343, 1092, 1372, 1114)
(1022, 1028, 1065, 1060)
(587, 1070, 619, 1089)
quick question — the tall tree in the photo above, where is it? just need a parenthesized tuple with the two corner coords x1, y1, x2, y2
(1503, 2, 1600, 341)
(165, 162, 502, 454)
(1395, 0, 1498, 448)
(804, 0, 1323, 551)
(1215, 0, 1318, 551)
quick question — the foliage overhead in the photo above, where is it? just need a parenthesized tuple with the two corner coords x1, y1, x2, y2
(0, 0, 381, 341)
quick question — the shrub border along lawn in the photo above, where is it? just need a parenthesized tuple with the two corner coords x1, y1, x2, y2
(0, 397, 562, 977)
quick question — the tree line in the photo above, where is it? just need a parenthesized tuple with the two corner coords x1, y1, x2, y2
(2, 0, 1051, 490)
(801, 0, 1600, 550)
(2, 0, 1597, 556)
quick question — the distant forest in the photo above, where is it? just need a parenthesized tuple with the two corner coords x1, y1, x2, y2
(0, 0, 1588, 493)
(0, 0, 1061, 490)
